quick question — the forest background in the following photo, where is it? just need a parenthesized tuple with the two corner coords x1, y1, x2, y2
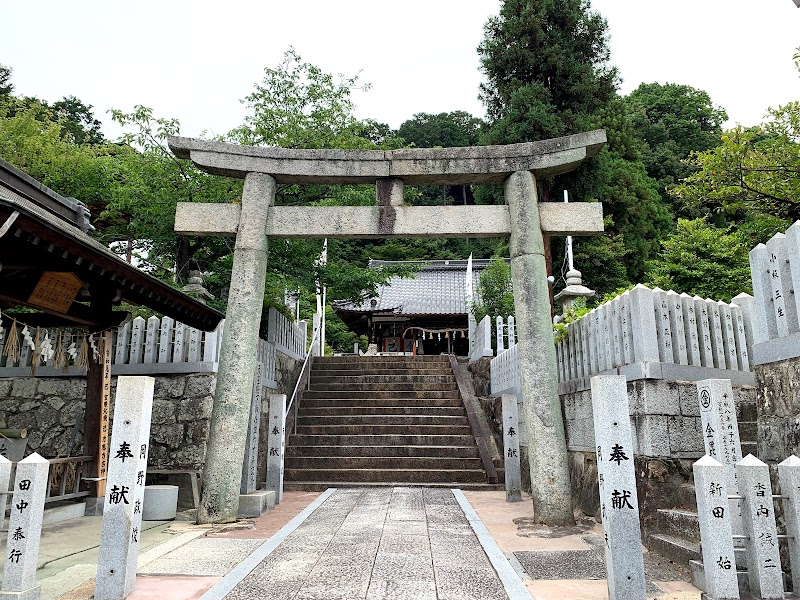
(1, 0, 798, 352)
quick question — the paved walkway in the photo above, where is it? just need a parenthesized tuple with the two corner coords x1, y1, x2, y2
(203, 487, 524, 600)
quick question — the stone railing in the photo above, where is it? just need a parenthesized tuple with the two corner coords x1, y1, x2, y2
(490, 343, 519, 397)
(267, 307, 307, 361)
(747, 220, 800, 365)
(469, 315, 494, 363)
(495, 315, 516, 353)
(0, 308, 307, 384)
(554, 284, 754, 393)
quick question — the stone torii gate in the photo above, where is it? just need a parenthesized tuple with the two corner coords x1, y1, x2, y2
(170, 129, 607, 525)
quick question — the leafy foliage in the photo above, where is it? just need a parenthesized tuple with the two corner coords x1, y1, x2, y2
(471, 257, 514, 322)
(622, 82, 727, 214)
(644, 218, 752, 302)
(478, 0, 619, 143)
(673, 107, 800, 233)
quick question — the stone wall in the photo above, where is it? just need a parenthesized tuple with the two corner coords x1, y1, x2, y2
(561, 380, 755, 458)
(0, 352, 302, 477)
(755, 355, 800, 462)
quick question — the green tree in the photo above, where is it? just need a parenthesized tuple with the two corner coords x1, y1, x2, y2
(52, 96, 104, 145)
(673, 107, 800, 233)
(478, 0, 618, 144)
(471, 256, 514, 322)
(622, 82, 727, 214)
(645, 218, 752, 302)
(477, 0, 671, 289)
(398, 111, 483, 148)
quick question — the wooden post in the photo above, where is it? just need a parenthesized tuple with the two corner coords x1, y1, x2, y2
(85, 330, 113, 506)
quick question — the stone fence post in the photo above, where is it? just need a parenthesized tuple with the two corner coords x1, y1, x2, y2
(95, 376, 154, 600)
(0, 453, 49, 600)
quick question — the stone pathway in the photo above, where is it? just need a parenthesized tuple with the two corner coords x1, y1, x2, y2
(208, 487, 524, 600)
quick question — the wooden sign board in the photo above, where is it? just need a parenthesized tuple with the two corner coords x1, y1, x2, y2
(28, 272, 83, 313)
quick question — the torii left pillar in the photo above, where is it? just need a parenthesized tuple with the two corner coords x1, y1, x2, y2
(197, 173, 274, 524)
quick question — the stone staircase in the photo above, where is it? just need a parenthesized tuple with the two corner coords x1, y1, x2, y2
(284, 355, 495, 490)
(645, 401, 758, 578)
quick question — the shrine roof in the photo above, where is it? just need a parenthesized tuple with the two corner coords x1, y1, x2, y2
(0, 165, 223, 331)
(333, 259, 502, 317)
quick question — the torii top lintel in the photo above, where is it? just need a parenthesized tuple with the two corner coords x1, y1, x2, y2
(168, 129, 606, 185)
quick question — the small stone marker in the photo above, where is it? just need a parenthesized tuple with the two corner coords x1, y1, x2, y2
(778, 455, 800, 595)
(697, 379, 743, 540)
(590, 375, 646, 600)
(0, 455, 11, 529)
(737, 454, 783, 598)
(266, 394, 286, 504)
(693, 455, 739, 600)
(0, 453, 49, 600)
(501, 393, 522, 502)
(95, 376, 155, 600)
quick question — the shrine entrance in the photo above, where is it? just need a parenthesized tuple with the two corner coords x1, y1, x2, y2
(169, 130, 607, 525)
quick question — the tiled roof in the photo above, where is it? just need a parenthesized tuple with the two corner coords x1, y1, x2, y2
(335, 259, 498, 316)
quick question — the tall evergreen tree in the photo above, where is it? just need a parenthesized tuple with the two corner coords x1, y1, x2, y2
(478, 0, 672, 290)
(478, 0, 618, 145)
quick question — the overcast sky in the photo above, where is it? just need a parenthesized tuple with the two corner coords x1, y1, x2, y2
(2, 1, 799, 142)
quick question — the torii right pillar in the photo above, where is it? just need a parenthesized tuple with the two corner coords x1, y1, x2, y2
(506, 170, 573, 525)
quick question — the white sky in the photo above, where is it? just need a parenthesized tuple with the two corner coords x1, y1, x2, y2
(2, 0, 799, 141)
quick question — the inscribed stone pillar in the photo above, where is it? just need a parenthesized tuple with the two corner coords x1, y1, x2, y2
(778, 456, 800, 594)
(95, 376, 154, 600)
(590, 375, 646, 600)
(697, 379, 743, 539)
(693, 455, 739, 600)
(266, 394, 287, 504)
(1, 453, 49, 600)
(505, 170, 572, 525)
(502, 394, 522, 502)
(737, 454, 783, 598)
(198, 173, 275, 524)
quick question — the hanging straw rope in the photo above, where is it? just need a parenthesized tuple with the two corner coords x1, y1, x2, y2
(76, 334, 89, 370)
(2, 319, 20, 364)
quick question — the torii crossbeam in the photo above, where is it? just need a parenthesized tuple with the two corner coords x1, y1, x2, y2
(170, 129, 607, 526)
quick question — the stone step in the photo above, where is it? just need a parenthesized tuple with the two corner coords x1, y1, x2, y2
(289, 434, 477, 446)
(294, 424, 473, 436)
(689, 559, 764, 596)
(284, 456, 484, 470)
(303, 390, 461, 400)
(316, 356, 449, 363)
(311, 366, 453, 375)
(285, 445, 480, 458)
(738, 421, 757, 442)
(646, 533, 700, 566)
(738, 402, 758, 422)
(284, 468, 486, 484)
(308, 382, 459, 392)
(301, 397, 463, 409)
(653, 508, 700, 543)
(311, 374, 457, 385)
(676, 483, 698, 512)
(300, 406, 467, 417)
(741, 441, 757, 457)
(283, 481, 504, 492)
(296, 415, 469, 427)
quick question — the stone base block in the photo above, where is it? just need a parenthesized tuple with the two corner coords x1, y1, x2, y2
(43, 501, 86, 525)
(84, 496, 104, 516)
(143, 485, 179, 521)
(238, 490, 276, 518)
(0, 586, 41, 600)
